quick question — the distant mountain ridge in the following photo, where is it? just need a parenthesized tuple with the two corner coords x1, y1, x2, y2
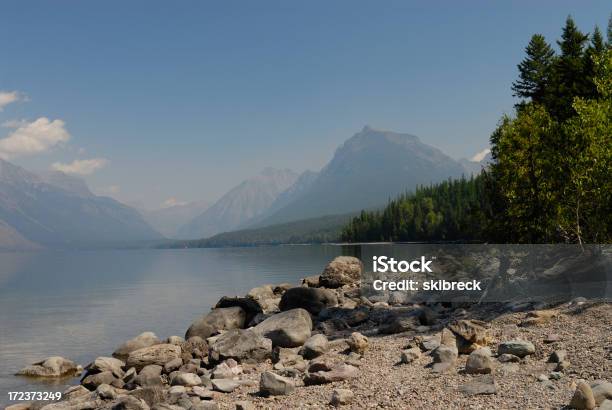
(139, 200, 210, 238)
(0, 159, 162, 249)
(177, 168, 299, 239)
(253, 126, 471, 227)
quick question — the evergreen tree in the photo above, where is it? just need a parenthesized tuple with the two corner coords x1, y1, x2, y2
(608, 13, 612, 47)
(547, 16, 589, 119)
(585, 26, 607, 98)
(512, 34, 555, 104)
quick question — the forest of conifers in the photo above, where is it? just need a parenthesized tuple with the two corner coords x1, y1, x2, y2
(342, 16, 612, 244)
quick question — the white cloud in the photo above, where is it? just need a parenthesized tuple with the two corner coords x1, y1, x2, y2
(0, 117, 70, 159)
(51, 158, 108, 175)
(0, 91, 25, 111)
(470, 148, 491, 162)
(161, 197, 188, 208)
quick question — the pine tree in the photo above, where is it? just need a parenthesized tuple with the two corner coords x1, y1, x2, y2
(548, 16, 589, 119)
(585, 26, 607, 98)
(608, 13, 612, 47)
(512, 34, 555, 104)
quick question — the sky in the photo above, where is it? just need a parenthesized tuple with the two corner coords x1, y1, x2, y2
(0, 1, 609, 209)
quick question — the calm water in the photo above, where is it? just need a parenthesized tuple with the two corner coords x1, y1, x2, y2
(0, 246, 353, 405)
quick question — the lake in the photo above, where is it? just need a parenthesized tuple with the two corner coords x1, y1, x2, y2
(0, 245, 356, 405)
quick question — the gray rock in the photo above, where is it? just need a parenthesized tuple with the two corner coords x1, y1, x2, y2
(548, 349, 568, 363)
(214, 296, 264, 324)
(211, 378, 241, 393)
(172, 372, 202, 386)
(459, 374, 497, 395)
(592, 381, 612, 406)
(330, 388, 354, 406)
(301, 334, 329, 359)
(465, 348, 494, 374)
(259, 371, 296, 396)
(166, 336, 184, 345)
(252, 308, 312, 347)
(209, 329, 272, 363)
(211, 361, 242, 379)
(126, 344, 182, 371)
(113, 332, 161, 360)
(346, 332, 369, 354)
(431, 345, 458, 373)
(185, 307, 246, 340)
(497, 353, 520, 363)
(279, 287, 338, 315)
(400, 347, 421, 364)
(301, 275, 320, 287)
(570, 381, 596, 410)
(112, 396, 150, 410)
(319, 256, 363, 288)
(135, 365, 163, 387)
(96, 383, 117, 400)
(87, 357, 125, 379)
(163, 358, 183, 374)
(601, 400, 612, 410)
(127, 386, 166, 407)
(304, 363, 359, 385)
(417, 334, 441, 351)
(82, 370, 121, 390)
(191, 386, 214, 399)
(16, 356, 81, 378)
(497, 340, 535, 358)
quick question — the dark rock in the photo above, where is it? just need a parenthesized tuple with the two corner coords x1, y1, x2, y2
(186, 307, 247, 340)
(279, 287, 338, 315)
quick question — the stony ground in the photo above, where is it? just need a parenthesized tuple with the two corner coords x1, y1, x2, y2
(207, 301, 612, 409)
(10, 255, 612, 410)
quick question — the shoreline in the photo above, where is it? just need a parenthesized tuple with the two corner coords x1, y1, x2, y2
(7, 256, 612, 410)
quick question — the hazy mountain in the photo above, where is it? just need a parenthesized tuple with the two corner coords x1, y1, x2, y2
(241, 170, 319, 229)
(140, 200, 210, 238)
(177, 168, 299, 239)
(0, 159, 162, 248)
(256, 126, 468, 226)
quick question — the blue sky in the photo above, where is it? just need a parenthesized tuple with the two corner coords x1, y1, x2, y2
(0, 1, 609, 208)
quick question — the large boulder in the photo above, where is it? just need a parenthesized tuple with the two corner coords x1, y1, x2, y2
(126, 344, 182, 371)
(253, 309, 313, 347)
(215, 296, 264, 323)
(319, 256, 363, 288)
(209, 329, 272, 363)
(113, 332, 161, 360)
(279, 287, 338, 315)
(16, 356, 81, 378)
(185, 307, 246, 340)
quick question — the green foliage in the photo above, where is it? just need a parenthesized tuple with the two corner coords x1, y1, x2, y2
(341, 175, 490, 242)
(343, 15, 611, 245)
(512, 34, 555, 104)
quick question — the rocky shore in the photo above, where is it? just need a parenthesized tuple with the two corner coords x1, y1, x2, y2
(9, 256, 612, 410)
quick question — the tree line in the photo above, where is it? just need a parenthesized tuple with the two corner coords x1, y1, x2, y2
(342, 15, 611, 244)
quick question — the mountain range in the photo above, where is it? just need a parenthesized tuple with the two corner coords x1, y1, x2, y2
(0, 159, 162, 249)
(0, 126, 489, 248)
(177, 126, 488, 240)
(176, 168, 299, 239)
